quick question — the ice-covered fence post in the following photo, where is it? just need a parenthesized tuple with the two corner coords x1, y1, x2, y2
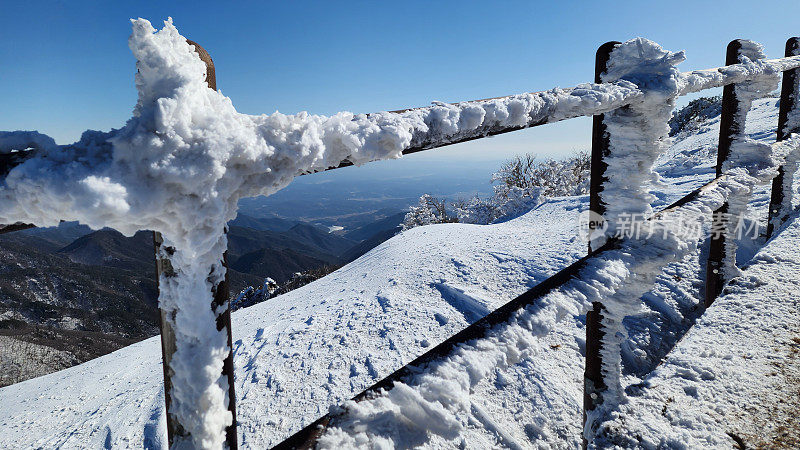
(582, 38, 683, 446)
(767, 37, 800, 239)
(704, 41, 743, 307)
(583, 41, 619, 444)
(704, 39, 773, 307)
(588, 41, 622, 254)
(154, 39, 238, 449)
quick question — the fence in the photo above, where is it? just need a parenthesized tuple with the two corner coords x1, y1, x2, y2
(275, 37, 800, 448)
(2, 36, 800, 449)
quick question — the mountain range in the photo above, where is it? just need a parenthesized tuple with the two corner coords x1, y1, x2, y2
(0, 211, 404, 386)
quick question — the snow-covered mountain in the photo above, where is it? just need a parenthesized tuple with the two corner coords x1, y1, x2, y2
(0, 98, 796, 448)
(0, 214, 401, 387)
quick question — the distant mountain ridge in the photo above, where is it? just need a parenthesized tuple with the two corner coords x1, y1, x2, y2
(59, 230, 155, 271)
(0, 209, 407, 385)
(341, 212, 405, 262)
(229, 213, 299, 232)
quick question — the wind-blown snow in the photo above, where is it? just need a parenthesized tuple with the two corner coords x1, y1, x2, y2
(594, 38, 684, 245)
(713, 41, 781, 282)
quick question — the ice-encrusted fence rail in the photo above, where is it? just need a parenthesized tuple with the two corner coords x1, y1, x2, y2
(2, 20, 800, 449)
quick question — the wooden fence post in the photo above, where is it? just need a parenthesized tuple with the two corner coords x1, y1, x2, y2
(583, 40, 620, 448)
(705, 40, 747, 307)
(766, 37, 800, 239)
(155, 39, 238, 449)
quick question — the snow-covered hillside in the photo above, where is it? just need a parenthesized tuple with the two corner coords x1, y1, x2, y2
(595, 209, 800, 448)
(0, 97, 795, 448)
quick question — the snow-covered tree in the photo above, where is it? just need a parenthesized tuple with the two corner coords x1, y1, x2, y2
(453, 196, 499, 225)
(402, 194, 457, 231)
(231, 278, 278, 311)
(404, 151, 590, 230)
(492, 151, 590, 198)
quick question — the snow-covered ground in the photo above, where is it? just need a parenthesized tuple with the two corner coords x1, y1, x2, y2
(0, 97, 796, 448)
(0, 190, 588, 449)
(595, 209, 800, 448)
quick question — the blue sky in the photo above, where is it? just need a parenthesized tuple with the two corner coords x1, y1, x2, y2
(3, 0, 800, 164)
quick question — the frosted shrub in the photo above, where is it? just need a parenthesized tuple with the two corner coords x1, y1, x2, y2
(232, 265, 342, 311)
(401, 194, 457, 231)
(453, 196, 499, 225)
(403, 151, 590, 230)
(492, 151, 590, 198)
(667, 95, 721, 136)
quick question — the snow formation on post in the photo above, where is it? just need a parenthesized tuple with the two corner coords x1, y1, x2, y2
(594, 37, 684, 386)
(581, 142, 800, 442)
(581, 37, 687, 437)
(0, 18, 416, 449)
(595, 38, 684, 240)
(771, 39, 800, 234)
(718, 41, 780, 280)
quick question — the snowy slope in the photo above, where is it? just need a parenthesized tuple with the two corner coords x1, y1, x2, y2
(0, 97, 792, 449)
(595, 210, 800, 448)
(0, 196, 587, 449)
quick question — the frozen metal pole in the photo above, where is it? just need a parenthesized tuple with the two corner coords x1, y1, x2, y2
(583, 40, 619, 449)
(154, 39, 238, 449)
(766, 37, 800, 239)
(705, 40, 747, 307)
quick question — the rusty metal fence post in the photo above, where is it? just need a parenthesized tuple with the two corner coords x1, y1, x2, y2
(704, 39, 748, 308)
(155, 39, 237, 449)
(767, 37, 800, 239)
(583, 40, 620, 448)
(587, 41, 621, 255)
